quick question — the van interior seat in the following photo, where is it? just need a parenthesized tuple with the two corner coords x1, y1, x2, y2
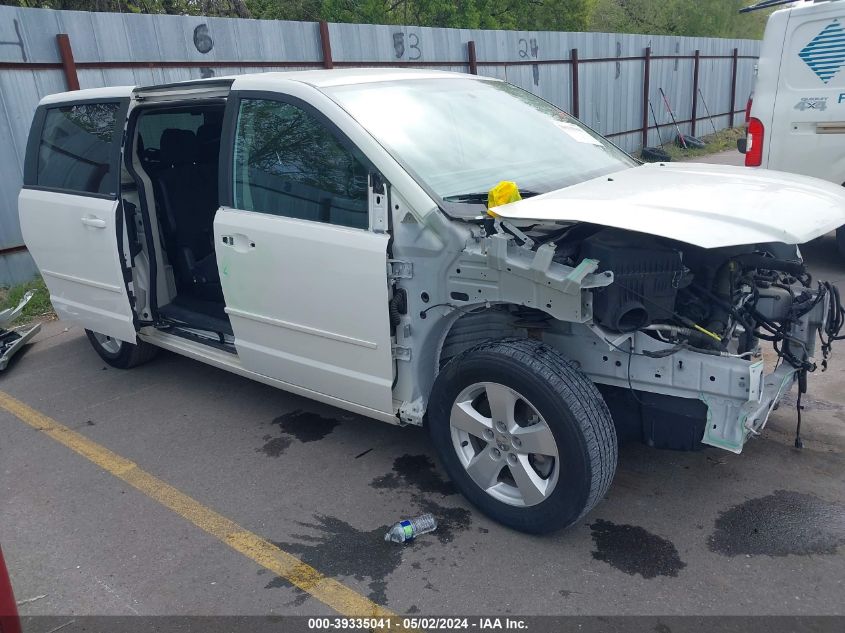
(154, 128, 221, 299)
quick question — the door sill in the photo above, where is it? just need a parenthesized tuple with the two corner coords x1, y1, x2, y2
(162, 324, 237, 354)
(138, 327, 401, 425)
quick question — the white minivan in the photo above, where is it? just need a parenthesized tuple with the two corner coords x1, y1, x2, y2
(741, 0, 845, 249)
(19, 70, 845, 533)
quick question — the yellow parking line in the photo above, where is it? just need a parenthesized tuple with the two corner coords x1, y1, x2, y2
(0, 391, 394, 618)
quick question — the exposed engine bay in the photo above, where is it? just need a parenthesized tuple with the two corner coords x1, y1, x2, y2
(552, 226, 840, 371)
(442, 219, 845, 453)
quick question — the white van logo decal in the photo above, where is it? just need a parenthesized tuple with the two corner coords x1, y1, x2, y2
(794, 97, 828, 111)
(799, 20, 845, 84)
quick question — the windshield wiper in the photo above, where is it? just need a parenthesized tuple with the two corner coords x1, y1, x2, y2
(442, 189, 539, 204)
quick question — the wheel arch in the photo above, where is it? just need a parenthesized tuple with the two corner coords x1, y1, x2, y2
(434, 303, 555, 375)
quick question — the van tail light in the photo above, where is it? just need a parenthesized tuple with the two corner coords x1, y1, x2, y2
(0, 548, 21, 633)
(745, 96, 753, 123)
(745, 117, 764, 167)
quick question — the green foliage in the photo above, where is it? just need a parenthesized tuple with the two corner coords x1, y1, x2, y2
(0, 277, 54, 326)
(243, 0, 594, 30)
(588, 0, 779, 39)
(1, 0, 783, 37)
(3, 0, 251, 17)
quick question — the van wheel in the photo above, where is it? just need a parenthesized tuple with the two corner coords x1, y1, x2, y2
(428, 338, 617, 534)
(85, 329, 159, 369)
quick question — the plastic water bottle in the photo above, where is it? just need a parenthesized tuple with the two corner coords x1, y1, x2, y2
(384, 513, 437, 543)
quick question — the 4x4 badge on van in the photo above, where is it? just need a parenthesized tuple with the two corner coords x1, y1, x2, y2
(799, 20, 845, 84)
(794, 96, 828, 111)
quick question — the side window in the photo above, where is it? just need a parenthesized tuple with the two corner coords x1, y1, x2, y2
(232, 98, 369, 230)
(36, 102, 121, 196)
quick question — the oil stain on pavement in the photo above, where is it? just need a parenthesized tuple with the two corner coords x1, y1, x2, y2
(590, 519, 687, 578)
(370, 455, 472, 544)
(412, 496, 472, 544)
(268, 514, 404, 604)
(371, 454, 456, 496)
(708, 490, 845, 557)
(258, 434, 292, 457)
(258, 409, 347, 457)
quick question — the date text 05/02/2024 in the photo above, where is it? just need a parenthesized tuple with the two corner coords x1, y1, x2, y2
(307, 617, 529, 630)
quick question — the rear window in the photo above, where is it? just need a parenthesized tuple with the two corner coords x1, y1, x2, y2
(35, 102, 121, 196)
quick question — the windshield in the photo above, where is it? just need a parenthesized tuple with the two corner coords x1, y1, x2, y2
(325, 78, 637, 214)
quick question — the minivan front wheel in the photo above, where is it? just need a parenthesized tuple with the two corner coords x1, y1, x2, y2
(428, 338, 617, 534)
(85, 329, 159, 369)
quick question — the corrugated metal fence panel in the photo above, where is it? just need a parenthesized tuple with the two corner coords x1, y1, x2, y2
(0, 5, 760, 284)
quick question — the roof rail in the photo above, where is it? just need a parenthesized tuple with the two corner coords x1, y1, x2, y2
(741, 0, 844, 13)
(740, 0, 797, 13)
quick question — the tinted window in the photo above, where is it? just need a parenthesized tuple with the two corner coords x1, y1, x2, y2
(233, 99, 368, 230)
(37, 102, 121, 195)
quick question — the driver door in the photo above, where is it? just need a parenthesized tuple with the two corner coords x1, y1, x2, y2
(215, 93, 395, 414)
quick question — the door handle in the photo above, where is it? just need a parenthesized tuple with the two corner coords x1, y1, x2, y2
(81, 216, 107, 229)
(221, 234, 256, 252)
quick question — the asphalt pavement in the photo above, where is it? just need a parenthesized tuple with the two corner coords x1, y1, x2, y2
(1, 158, 844, 620)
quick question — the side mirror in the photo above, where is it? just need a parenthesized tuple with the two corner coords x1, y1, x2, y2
(737, 137, 747, 154)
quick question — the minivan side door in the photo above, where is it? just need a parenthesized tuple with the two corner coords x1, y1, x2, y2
(18, 95, 138, 343)
(214, 91, 395, 415)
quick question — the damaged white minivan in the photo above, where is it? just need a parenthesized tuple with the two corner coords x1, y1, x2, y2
(19, 69, 845, 533)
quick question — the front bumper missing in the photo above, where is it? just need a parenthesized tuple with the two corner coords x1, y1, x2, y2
(700, 361, 796, 453)
(545, 287, 828, 454)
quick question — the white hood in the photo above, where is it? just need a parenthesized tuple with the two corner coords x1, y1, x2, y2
(492, 162, 845, 248)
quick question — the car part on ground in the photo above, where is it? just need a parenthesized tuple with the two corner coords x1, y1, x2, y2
(0, 290, 41, 371)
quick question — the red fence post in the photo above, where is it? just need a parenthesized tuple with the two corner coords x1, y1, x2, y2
(691, 49, 700, 137)
(571, 48, 580, 119)
(55, 34, 79, 91)
(729, 47, 739, 127)
(319, 21, 333, 70)
(467, 40, 478, 75)
(641, 46, 651, 149)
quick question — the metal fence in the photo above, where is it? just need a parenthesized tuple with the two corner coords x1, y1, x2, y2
(0, 5, 761, 284)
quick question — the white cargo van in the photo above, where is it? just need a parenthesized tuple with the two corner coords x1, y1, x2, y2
(18, 70, 845, 534)
(741, 0, 845, 249)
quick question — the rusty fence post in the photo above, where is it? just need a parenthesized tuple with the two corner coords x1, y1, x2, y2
(728, 47, 739, 127)
(56, 34, 79, 91)
(571, 47, 580, 119)
(691, 49, 700, 137)
(467, 40, 478, 75)
(319, 21, 333, 69)
(641, 46, 651, 149)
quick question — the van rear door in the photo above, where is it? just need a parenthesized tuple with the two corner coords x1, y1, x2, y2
(766, 3, 845, 182)
(18, 93, 138, 343)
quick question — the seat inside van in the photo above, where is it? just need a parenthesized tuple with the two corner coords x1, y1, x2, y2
(134, 102, 232, 336)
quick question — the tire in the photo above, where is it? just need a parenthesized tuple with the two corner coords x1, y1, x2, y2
(676, 134, 705, 149)
(640, 147, 671, 162)
(428, 337, 617, 534)
(85, 329, 159, 369)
